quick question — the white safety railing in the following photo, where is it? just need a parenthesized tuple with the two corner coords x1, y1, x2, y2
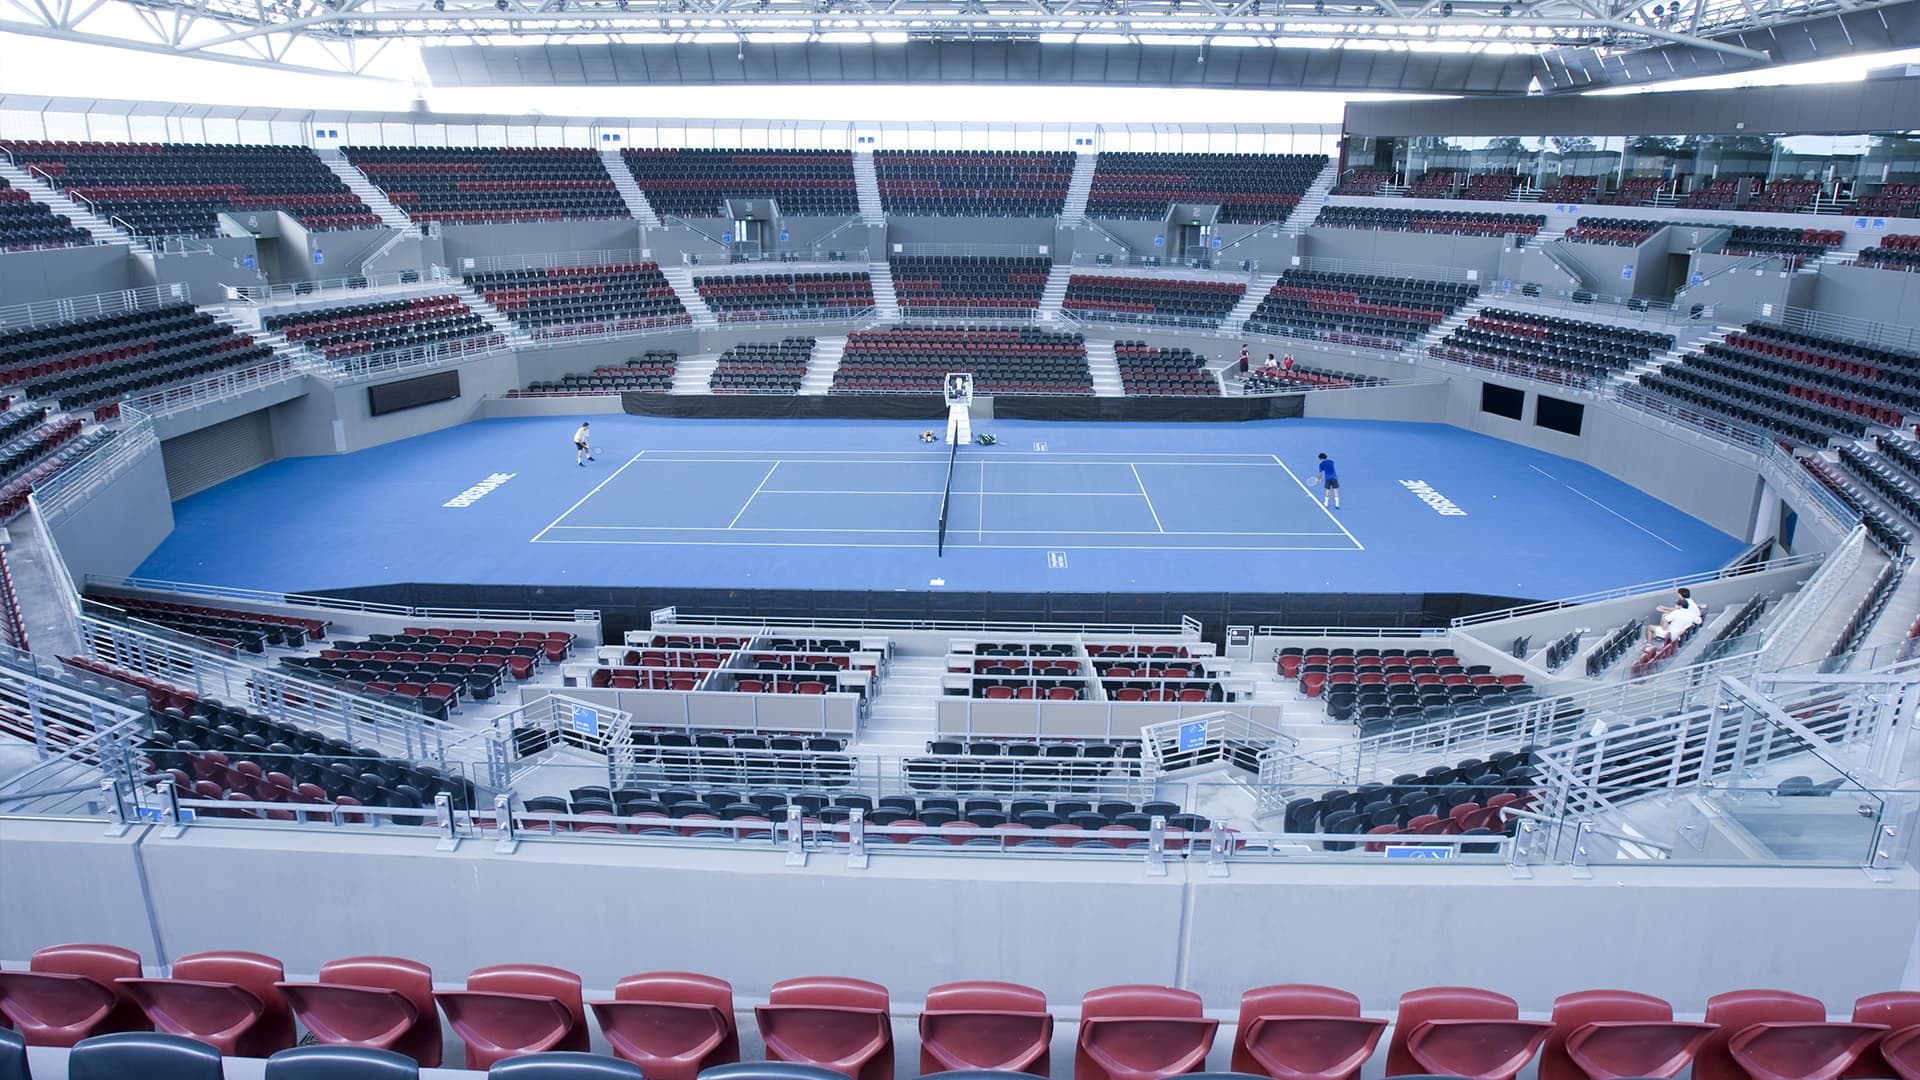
(1753, 303, 1920, 354)
(87, 574, 600, 627)
(710, 307, 877, 326)
(462, 247, 655, 275)
(0, 283, 189, 330)
(516, 316, 696, 348)
(1609, 384, 1767, 450)
(1284, 253, 1481, 285)
(1758, 525, 1868, 665)
(1449, 550, 1826, 628)
(1757, 439, 1858, 537)
(691, 248, 872, 267)
(439, 692, 631, 790)
(1068, 251, 1264, 278)
(313, 334, 514, 385)
(34, 405, 158, 523)
(654, 607, 1200, 640)
(129, 357, 311, 418)
(224, 271, 430, 305)
(890, 243, 1052, 257)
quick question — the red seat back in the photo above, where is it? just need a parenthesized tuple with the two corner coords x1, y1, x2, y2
(1385, 986, 1522, 1077)
(1231, 983, 1384, 1080)
(754, 976, 894, 1080)
(1877, 1024, 1920, 1080)
(1849, 992, 1920, 1079)
(118, 950, 295, 1057)
(280, 955, 441, 1067)
(1730, 1023, 1889, 1080)
(437, 963, 587, 1069)
(1075, 984, 1218, 1080)
(918, 980, 1052, 1076)
(0, 943, 150, 1046)
(588, 971, 739, 1080)
(1539, 989, 1671, 1080)
(1695, 990, 1827, 1080)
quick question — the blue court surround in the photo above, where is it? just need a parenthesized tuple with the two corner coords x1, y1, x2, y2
(137, 415, 1748, 598)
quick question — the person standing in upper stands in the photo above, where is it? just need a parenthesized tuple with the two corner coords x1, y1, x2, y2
(1239, 343, 1249, 377)
(1645, 587, 1703, 645)
(1313, 452, 1340, 510)
(573, 421, 595, 466)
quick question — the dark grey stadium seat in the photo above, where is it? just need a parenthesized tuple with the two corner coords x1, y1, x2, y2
(490, 1053, 646, 1077)
(67, 1032, 222, 1080)
(699, 1064, 850, 1080)
(266, 1045, 420, 1079)
(0, 1028, 26, 1080)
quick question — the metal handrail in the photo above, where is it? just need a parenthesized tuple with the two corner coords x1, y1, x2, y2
(225, 271, 435, 304)
(312, 333, 514, 386)
(462, 247, 657, 275)
(515, 315, 697, 347)
(1449, 550, 1826, 628)
(34, 406, 158, 523)
(711, 306, 878, 326)
(0, 284, 188, 330)
(1284, 252, 1481, 285)
(1751, 303, 1920, 354)
(653, 607, 1194, 638)
(129, 356, 310, 418)
(891, 242, 1051, 257)
(87, 573, 600, 625)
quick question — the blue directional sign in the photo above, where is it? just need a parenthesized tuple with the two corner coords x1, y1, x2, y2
(1153, 235, 1164, 247)
(1385, 845, 1454, 859)
(312, 249, 324, 266)
(569, 704, 600, 738)
(1621, 265, 1634, 281)
(1177, 719, 1208, 752)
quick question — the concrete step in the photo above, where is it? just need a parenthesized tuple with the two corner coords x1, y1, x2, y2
(1086, 338, 1123, 397)
(673, 354, 721, 394)
(659, 265, 718, 326)
(1039, 264, 1074, 321)
(1281, 159, 1338, 235)
(853, 152, 886, 225)
(316, 151, 414, 232)
(0, 160, 137, 247)
(1224, 273, 1278, 332)
(801, 336, 845, 395)
(602, 150, 661, 228)
(868, 262, 899, 321)
(1059, 152, 1099, 226)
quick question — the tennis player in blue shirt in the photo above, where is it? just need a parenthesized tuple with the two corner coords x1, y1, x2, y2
(1314, 452, 1341, 509)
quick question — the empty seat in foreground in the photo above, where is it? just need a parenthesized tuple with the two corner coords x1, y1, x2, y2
(274, 955, 442, 1067)
(264, 1044, 422, 1078)
(434, 963, 590, 1069)
(116, 948, 297, 1057)
(1384, 986, 1552, 1080)
(1537, 988, 1714, 1080)
(587, 971, 740, 1080)
(754, 976, 894, 1080)
(1075, 984, 1219, 1080)
(1230, 983, 1387, 1080)
(65, 1030, 223, 1080)
(918, 980, 1053, 1076)
(0, 942, 150, 1047)
(489, 1051, 648, 1078)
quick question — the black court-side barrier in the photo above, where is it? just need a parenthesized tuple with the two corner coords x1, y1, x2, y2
(622, 393, 1307, 422)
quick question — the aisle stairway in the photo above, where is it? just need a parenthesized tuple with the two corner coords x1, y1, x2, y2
(1086, 338, 1122, 397)
(1225, 274, 1277, 332)
(602, 150, 661, 228)
(659, 265, 718, 327)
(1039, 263, 1074, 320)
(868, 261, 900, 321)
(800, 336, 845, 395)
(1060, 152, 1098, 226)
(1281, 161, 1337, 234)
(853, 152, 886, 225)
(672, 353, 720, 394)
(316, 150, 413, 232)
(0, 159, 137, 247)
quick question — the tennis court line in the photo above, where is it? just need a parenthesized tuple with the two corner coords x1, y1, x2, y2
(1129, 463, 1165, 534)
(530, 449, 650, 543)
(531, 537, 1362, 551)
(541, 524, 1348, 536)
(1270, 454, 1365, 552)
(1529, 464, 1683, 552)
(726, 460, 783, 529)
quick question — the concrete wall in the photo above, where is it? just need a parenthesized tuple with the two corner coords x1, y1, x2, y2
(1810, 262, 1920, 328)
(0, 244, 135, 304)
(1301, 228, 1509, 285)
(2, 816, 1913, 1048)
(439, 220, 644, 268)
(267, 351, 522, 459)
(43, 440, 174, 581)
(883, 216, 1057, 251)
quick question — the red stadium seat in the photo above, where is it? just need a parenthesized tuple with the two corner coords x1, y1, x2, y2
(1877, 1025, 1920, 1080)
(918, 980, 1053, 1075)
(1230, 983, 1386, 1080)
(1848, 992, 1920, 1079)
(1386, 986, 1551, 1080)
(275, 955, 442, 1067)
(0, 943, 150, 1046)
(1694, 989, 1828, 1080)
(1728, 1022, 1887, 1080)
(434, 963, 589, 1069)
(1542, 989, 1714, 1080)
(1075, 984, 1219, 1080)
(754, 976, 894, 1080)
(589, 971, 739, 1080)
(116, 949, 296, 1057)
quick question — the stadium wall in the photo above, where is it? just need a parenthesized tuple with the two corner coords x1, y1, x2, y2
(1342, 79, 1920, 137)
(43, 438, 173, 580)
(2, 816, 1913, 1028)
(439, 219, 643, 266)
(0, 245, 134, 305)
(1812, 262, 1920, 326)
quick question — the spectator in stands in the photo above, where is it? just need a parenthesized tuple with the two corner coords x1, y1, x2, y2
(1645, 587, 1702, 644)
(1314, 452, 1341, 509)
(1239, 343, 1249, 376)
(573, 422, 595, 466)
(1283, 354, 1295, 372)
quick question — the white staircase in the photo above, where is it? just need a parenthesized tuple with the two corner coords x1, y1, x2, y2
(1281, 160, 1337, 234)
(463, 289, 527, 341)
(672, 353, 721, 394)
(1039, 263, 1074, 320)
(857, 654, 945, 747)
(1225, 273, 1278, 332)
(1615, 324, 1734, 388)
(1086, 338, 1123, 397)
(316, 150, 413, 232)
(1060, 152, 1099, 226)
(800, 336, 845, 395)
(1801, 247, 1855, 277)
(659, 265, 718, 327)
(0, 159, 137, 247)
(602, 150, 661, 228)
(868, 261, 899, 321)
(1410, 293, 1491, 357)
(853, 152, 886, 225)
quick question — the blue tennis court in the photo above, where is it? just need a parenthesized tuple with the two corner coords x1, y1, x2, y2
(136, 415, 1749, 598)
(533, 449, 1361, 552)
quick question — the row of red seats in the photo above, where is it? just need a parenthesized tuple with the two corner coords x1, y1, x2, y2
(1786, 384, 1905, 426)
(1724, 332, 1890, 381)
(0, 427, 100, 517)
(1, 341, 152, 385)
(1273, 286, 1447, 324)
(0, 544, 25, 651)
(276, 295, 471, 341)
(5, 947, 1913, 1080)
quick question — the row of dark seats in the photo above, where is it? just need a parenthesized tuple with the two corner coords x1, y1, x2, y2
(1702, 594, 1769, 661)
(711, 337, 816, 393)
(697, 272, 873, 320)
(1810, 454, 1913, 553)
(1245, 269, 1476, 347)
(0, 302, 277, 412)
(622, 148, 859, 217)
(1436, 308, 1672, 386)
(874, 151, 1073, 216)
(0, 410, 77, 495)
(889, 255, 1051, 313)
(265, 294, 491, 359)
(345, 145, 626, 224)
(1085, 152, 1326, 224)
(0, 177, 91, 250)
(1113, 342, 1220, 396)
(1243, 363, 1381, 393)
(1313, 205, 1546, 240)
(13, 944, 1914, 1080)
(1063, 274, 1244, 327)
(521, 352, 678, 396)
(831, 326, 1091, 395)
(86, 588, 313, 653)
(1638, 366, 1847, 448)
(1541, 629, 1582, 672)
(466, 262, 689, 335)
(1586, 619, 1644, 677)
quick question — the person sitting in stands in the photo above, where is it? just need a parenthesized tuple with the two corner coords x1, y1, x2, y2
(1645, 587, 1703, 645)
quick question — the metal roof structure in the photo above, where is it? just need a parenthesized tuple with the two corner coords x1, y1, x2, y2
(0, 0, 1916, 90)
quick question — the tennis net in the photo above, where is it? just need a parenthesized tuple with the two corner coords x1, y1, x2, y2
(937, 439, 959, 556)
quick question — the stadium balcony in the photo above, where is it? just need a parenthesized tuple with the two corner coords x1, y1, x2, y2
(1243, 363, 1382, 393)
(1722, 225, 1843, 268)
(621, 148, 858, 217)
(81, 589, 323, 653)
(1082, 152, 1326, 224)
(0, 177, 91, 251)
(1431, 308, 1673, 389)
(1536, 175, 1598, 204)
(1682, 178, 1748, 210)
(1637, 323, 1920, 447)
(1311, 205, 1545, 241)
(888, 255, 1051, 316)
(829, 326, 1091, 395)
(1405, 170, 1459, 199)
(1279, 647, 1537, 732)
(517, 351, 677, 396)
(0, 303, 277, 419)
(709, 338, 816, 394)
(261, 294, 498, 361)
(343, 145, 628, 225)
(463, 262, 690, 339)
(1331, 170, 1389, 196)
(1746, 178, 1822, 214)
(1062, 275, 1245, 329)
(1597, 176, 1665, 206)
(1565, 217, 1661, 246)
(1460, 173, 1517, 201)
(1112, 342, 1220, 397)
(1856, 182, 1920, 219)
(874, 151, 1073, 217)
(1244, 269, 1478, 350)
(0, 140, 375, 237)
(1852, 233, 1920, 273)
(695, 271, 873, 322)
